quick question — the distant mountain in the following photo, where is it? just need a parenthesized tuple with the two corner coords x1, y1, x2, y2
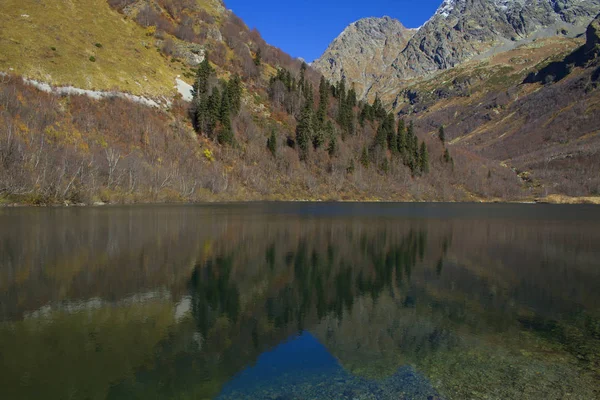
(315, 0, 600, 100)
(312, 16, 416, 99)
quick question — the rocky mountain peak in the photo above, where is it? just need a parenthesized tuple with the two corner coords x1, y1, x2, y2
(314, 0, 600, 101)
(312, 16, 416, 99)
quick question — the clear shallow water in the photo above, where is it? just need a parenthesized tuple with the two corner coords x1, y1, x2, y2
(0, 203, 599, 400)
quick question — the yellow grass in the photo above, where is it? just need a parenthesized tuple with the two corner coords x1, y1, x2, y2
(0, 0, 182, 97)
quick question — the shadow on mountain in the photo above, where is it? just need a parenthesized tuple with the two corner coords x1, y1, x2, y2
(524, 14, 600, 85)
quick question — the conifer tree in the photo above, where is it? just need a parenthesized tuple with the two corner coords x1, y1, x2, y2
(412, 135, 420, 167)
(317, 76, 328, 125)
(439, 125, 446, 145)
(253, 47, 262, 66)
(219, 85, 231, 125)
(206, 87, 221, 137)
(328, 135, 337, 156)
(313, 126, 325, 150)
(360, 146, 369, 168)
(375, 123, 387, 149)
(385, 113, 397, 152)
(299, 62, 307, 93)
(373, 94, 386, 120)
(267, 129, 277, 157)
(419, 142, 429, 174)
(217, 86, 234, 146)
(296, 104, 313, 160)
(443, 148, 453, 164)
(227, 73, 242, 115)
(193, 55, 213, 98)
(397, 119, 407, 155)
(347, 87, 357, 108)
(337, 77, 347, 102)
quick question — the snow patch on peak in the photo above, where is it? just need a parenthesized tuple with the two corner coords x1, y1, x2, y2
(437, 0, 457, 18)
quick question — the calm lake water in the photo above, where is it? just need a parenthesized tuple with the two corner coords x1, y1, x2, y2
(1, 203, 599, 399)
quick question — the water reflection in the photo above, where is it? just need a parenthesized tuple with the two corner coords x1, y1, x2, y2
(0, 204, 599, 399)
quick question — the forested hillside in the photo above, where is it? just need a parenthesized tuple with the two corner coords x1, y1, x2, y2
(0, 0, 523, 204)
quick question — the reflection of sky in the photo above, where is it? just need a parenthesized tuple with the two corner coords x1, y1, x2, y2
(217, 331, 440, 400)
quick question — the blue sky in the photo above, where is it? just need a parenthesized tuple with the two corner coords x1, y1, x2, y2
(224, 0, 443, 62)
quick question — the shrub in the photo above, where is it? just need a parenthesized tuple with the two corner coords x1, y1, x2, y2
(89, 56, 96, 62)
(95, 43, 102, 48)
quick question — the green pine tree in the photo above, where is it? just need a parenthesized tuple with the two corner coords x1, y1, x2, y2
(313, 127, 325, 150)
(347, 87, 357, 108)
(296, 104, 313, 160)
(267, 129, 277, 157)
(419, 142, 429, 174)
(227, 73, 242, 115)
(193, 55, 214, 98)
(317, 76, 329, 126)
(360, 146, 369, 168)
(327, 135, 337, 156)
(443, 148, 452, 164)
(385, 113, 397, 152)
(439, 125, 446, 145)
(397, 119, 406, 155)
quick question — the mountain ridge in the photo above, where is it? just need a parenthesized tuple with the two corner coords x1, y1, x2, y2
(315, 0, 600, 100)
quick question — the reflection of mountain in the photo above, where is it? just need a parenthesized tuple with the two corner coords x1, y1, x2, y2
(1, 205, 600, 399)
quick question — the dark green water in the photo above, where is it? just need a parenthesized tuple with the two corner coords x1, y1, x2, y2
(1, 203, 599, 400)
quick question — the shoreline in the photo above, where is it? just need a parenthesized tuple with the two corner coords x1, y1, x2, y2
(2, 195, 599, 208)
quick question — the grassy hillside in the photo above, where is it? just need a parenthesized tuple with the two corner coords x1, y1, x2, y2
(0, 0, 187, 96)
(389, 36, 600, 198)
(2, 0, 595, 204)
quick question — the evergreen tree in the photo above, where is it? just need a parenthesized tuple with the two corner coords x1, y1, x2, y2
(375, 123, 387, 149)
(327, 135, 337, 156)
(397, 119, 407, 155)
(296, 104, 313, 160)
(439, 125, 446, 145)
(219, 85, 231, 125)
(359, 103, 374, 126)
(412, 135, 420, 167)
(372, 94, 386, 120)
(317, 76, 329, 125)
(267, 129, 277, 157)
(443, 148, 453, 164)
(419, 142, 429, 174)
(227, 73, 242, 115)
(192, 55, 213, 98)
(304, 82, 314, 109)
(206, 87, 221, 137)
(217, 119, 234, 146)
(347, 87, 357, 108)
(325, 120, 335, 140)
(313, 126, 325, 150)
(385, 113, 397, 152)
(380, 157, 390, 174)
(217, 86, 234, 146)
(300, 62, 307, 88)
(337, 77, 347, 102)
(360, 146, 369, 168)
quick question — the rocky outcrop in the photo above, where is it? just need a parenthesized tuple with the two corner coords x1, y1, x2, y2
(315, 0, 600, 100)
(312, 16, 416, 99)
(392, 0, 600, 80)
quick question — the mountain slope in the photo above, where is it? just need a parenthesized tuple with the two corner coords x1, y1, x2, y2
(315, 0, 600, 101)
(390, 18, 600, 197)
(312, 16, 416, 99)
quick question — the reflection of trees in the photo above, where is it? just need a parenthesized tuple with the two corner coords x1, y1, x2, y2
(190, 257, 240, 336)
(4, 207, 600, 400)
